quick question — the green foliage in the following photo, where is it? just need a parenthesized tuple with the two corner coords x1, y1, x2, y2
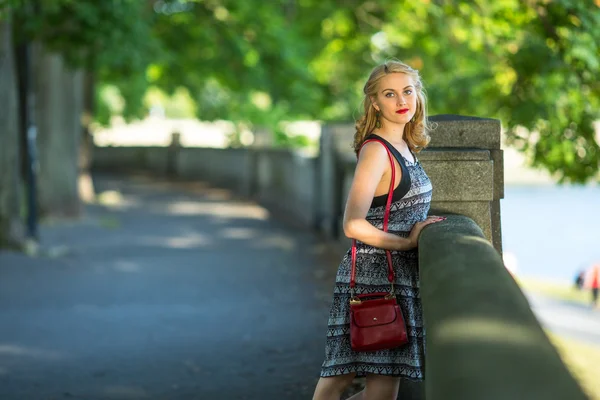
(144, 86, 197, 119)
(8, 0, 600, 182)
(500, 0, 600, 183)
(273, 130, 313, 149)
(149, 0, 329, 120)
(95, 84, 125, 126)
(12, 0, 159, 122)
(294, 0, 600, 182)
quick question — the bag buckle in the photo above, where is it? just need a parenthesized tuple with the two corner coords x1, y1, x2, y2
(350, 296, 362, 305)
(349, 288, 361, 305)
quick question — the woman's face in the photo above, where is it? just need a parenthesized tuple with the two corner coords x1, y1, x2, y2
(373, 73, 418, 126)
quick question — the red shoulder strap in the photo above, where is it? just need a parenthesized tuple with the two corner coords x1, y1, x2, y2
(350, 139, 396, 291)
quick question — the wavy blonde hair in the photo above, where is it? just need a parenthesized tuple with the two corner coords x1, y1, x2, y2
(353, 60, 430, 156)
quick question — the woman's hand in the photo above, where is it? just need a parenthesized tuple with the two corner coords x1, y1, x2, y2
(406, 216, 446, 249)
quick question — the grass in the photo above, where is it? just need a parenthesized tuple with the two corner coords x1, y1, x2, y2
(549, 333, 600, 399)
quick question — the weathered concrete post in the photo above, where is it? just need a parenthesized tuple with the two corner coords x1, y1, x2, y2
(317, 124, 338, 237)
(318, 123, 358, 238)
(167, 131, 181, 177)
(422, 114, 503, 254)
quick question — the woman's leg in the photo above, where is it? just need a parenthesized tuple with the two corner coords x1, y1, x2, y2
(313, 373, 357, 400)
(362, 374, 400, 400)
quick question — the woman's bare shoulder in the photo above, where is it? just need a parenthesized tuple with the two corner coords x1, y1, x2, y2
(358, 140, 388, 162)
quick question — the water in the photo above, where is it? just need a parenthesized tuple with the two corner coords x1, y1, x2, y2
(501, 185, 600, 283)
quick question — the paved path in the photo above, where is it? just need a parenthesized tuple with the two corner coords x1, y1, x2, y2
(0, 175, 340, 400)
(525, 292, 600, 345)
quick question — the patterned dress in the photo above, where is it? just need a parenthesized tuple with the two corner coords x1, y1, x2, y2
(320, 134, 433, 380)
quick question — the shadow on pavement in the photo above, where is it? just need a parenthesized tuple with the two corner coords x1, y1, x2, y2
(0, 174, 346, 400)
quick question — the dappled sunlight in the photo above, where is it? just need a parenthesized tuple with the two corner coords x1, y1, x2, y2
(113, 260, 142, 273)
(203, 188, 233, 201)
(103, 385, 149, 398)
(252, 235, 297, 251)
(456, 235, 490, 247)
(139, 233, 212, 249)
(95, 190, 140, 209)
(166, 201, 269, 220)
(166, 235, 212, 249)
(0, 344, 65, 361)
(437, 317, 541, 347)
(219, 227, 258, 240)
(79, 173, 96, 203)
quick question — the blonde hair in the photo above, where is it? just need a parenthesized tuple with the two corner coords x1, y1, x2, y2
(353, 60, 430, 156)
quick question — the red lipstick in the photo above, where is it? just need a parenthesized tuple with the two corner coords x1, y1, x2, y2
(396, 108, 409, 114)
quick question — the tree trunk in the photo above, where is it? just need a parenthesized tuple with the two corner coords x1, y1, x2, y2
(0, 18, 25, 248)
(78, 70, 95, 203)
(33, 43, 84, 218)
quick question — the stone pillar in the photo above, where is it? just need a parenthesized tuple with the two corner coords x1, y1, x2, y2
(251, 126, 274, 148)
(422, 114, 504, 254)
(167, 131, 181, 177)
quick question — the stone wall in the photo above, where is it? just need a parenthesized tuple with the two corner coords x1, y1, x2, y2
(92, 145, 319, 228)
(419, 215, 586, 399)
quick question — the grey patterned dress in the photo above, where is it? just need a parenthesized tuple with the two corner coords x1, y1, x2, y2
(320, 134, 432, 380)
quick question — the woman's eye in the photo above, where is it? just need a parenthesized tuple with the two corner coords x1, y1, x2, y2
(385, 92, 395, 97)
(405, 90, 413, 95)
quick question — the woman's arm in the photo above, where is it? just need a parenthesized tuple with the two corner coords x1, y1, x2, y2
(342, 142, 415, 251)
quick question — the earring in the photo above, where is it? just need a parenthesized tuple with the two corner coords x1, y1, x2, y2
(375, 111, 381, 129)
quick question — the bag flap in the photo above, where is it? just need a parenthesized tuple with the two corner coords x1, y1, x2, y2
(352, 304, 397, 328)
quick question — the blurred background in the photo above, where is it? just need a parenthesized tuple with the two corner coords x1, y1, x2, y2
(2, 0, 599, 278)
(1, 0, 599, 399)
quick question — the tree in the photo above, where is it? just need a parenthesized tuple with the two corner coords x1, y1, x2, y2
(502, 0, 600, 182)
(10, 0, 158, 217)
(6, 0, 599, 188)
(31, 44, 84, 217)
(147, 0, 331, 137)
(0, 14, 24, 248)
(280, 0, 600, 182)
(140, 0, 600, 181)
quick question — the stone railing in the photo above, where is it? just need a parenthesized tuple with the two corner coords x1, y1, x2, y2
(419, 215, 587, 400)
(92, 143, 319, 228)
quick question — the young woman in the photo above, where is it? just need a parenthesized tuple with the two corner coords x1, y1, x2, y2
(313, 60, 444, 400)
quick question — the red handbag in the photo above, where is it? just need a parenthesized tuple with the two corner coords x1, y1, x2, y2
(349, 138, 408, 352)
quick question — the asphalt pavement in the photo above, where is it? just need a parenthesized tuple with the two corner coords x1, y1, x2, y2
(1, 174, 597, 400)
(0, 174, 340, 400)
